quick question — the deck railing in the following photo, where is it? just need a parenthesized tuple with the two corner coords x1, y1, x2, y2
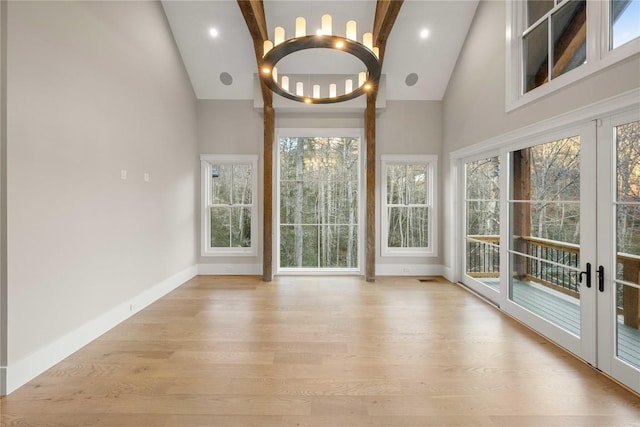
(467, 235, 640, 328)
(466, 235, 579, 295)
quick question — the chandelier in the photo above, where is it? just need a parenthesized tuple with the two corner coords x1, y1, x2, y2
(259, 15, 382, 104)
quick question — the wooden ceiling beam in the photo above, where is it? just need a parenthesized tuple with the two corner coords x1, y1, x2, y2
(237, 0, 269, 43)
(372, 0, 403, 63)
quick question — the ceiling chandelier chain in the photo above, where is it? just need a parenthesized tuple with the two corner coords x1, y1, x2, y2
(259, 15, 381, 104)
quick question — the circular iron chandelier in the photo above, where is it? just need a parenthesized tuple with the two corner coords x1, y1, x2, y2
(259, 15, 381, 104)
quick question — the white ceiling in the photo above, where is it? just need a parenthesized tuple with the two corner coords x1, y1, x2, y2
(161, 0, 479, 101)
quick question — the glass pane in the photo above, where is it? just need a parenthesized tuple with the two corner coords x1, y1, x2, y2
(467, 201, 500, 236)
(233, 164, 252, 205)
(387, 207, 428, 248)
(406, 164, 428, 205)
(617, 205, 640, 258)
(465, 157, 501, 288)
(211, 164, 232, 205)
(510, 253, 581, 336)
(528, 0, 554, 26)
(616, 282, 640, 369)
(524, 20, 549, 92)
(611, 0, 640, 49)
(319, 225, 358, 268)
(210, 207, 230, 248)
(386, 164, 406, 205)
(280, 225, 319, 268)
(522, 136, 581, 202)
(616, 120, 640, 203)
(465, 157, 500, 200)
(230, 207, 251, 248)
(551, 0, 586, 79)
(509, 136, 581, 335)
(279, 136, 359, 270)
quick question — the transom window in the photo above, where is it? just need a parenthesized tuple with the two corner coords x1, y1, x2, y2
(507, 0, 640, 108)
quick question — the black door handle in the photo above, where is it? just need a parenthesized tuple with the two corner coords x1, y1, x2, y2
(597, 265, 605, 292)
(578, 262, 591, 288)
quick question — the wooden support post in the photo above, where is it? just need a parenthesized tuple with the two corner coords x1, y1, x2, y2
(365, 93, 376, 282)
(622, 259, 640, 329)
(237, 0, 274, 281)
(263, 104, 274, 281)
(512, 149, 531, 279)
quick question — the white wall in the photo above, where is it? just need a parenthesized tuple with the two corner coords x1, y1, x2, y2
(441, 0, 640, 278)
(5, 1, 198, 393)
(197, 100, 443, 276)
(0, 0, 7, 395)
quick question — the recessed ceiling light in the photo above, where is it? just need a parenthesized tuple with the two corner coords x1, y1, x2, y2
(209, 27, 219, 38)
(420, 29, 429, 39)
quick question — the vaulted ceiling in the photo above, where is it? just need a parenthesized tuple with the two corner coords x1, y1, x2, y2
(161, 0, 479, 101)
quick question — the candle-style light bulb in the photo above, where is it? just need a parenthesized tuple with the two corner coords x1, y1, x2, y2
(345, 79, 353, 93)
(329, 84, 337, 98)
(358, 72, 366, 87)
(295, 17, 306, 38)
(281, 76, 289, 91)
(373, 47, 380, 58)
(296, 82, 304, 96)
(274, 26, 285, 45)
(321, 14, 332, 35)
(272, 67, 278, 82)
(363, 32, 373, 50)
(313, 85, 320, 98)
(346, 20, 357, 41)
(263, 40, 273, 57)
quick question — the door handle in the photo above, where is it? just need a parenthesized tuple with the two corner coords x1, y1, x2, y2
(578, 262, 591, 288)
(597, 265, 605, 292)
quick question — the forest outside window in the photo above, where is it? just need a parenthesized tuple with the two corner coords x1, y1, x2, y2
(381, 155, 437, 257)
(200, 154, 258, 256)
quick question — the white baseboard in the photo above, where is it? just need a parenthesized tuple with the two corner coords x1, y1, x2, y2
(441, 265, 455, 283)
(4, 265, 197, 395)
(375, 264, 445, 277)
(198, 263, 262, 275)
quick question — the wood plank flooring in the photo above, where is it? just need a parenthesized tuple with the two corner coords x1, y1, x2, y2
(1, 275, 639, 426)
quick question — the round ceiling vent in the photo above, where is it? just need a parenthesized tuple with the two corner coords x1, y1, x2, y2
(405, 73, 419, 87)
(219, 72, 233, 86)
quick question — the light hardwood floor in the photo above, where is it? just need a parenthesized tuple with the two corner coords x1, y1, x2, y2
(1, 276, 639, 426)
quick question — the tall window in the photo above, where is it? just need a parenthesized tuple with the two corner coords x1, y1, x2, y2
(200, 154, 258, 256)
(278, 133, 361, 271)
(381, 155, 437, 257)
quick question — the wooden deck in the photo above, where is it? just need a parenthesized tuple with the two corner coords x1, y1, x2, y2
(478, 277, 640, 369)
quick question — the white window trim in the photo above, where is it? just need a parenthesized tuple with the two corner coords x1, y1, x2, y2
(275, 128, 365, 275)
(200, 154, 258, 257)
(506, 0, 640, 112)
(380, 154, 438, 258)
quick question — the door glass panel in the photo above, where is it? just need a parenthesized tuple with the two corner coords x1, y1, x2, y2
(465, 156, 501, 291)
(509, 136, 582, 335)
(614, 119, 640, 368)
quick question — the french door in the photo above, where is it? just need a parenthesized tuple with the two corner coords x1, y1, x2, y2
(461, 108, 640, 393)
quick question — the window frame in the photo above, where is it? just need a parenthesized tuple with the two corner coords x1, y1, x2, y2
(380, 154, 438, 258)
(275, 128, 365, 275)
(200, 154, 258, 257)
(506, 0, 640, 111)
